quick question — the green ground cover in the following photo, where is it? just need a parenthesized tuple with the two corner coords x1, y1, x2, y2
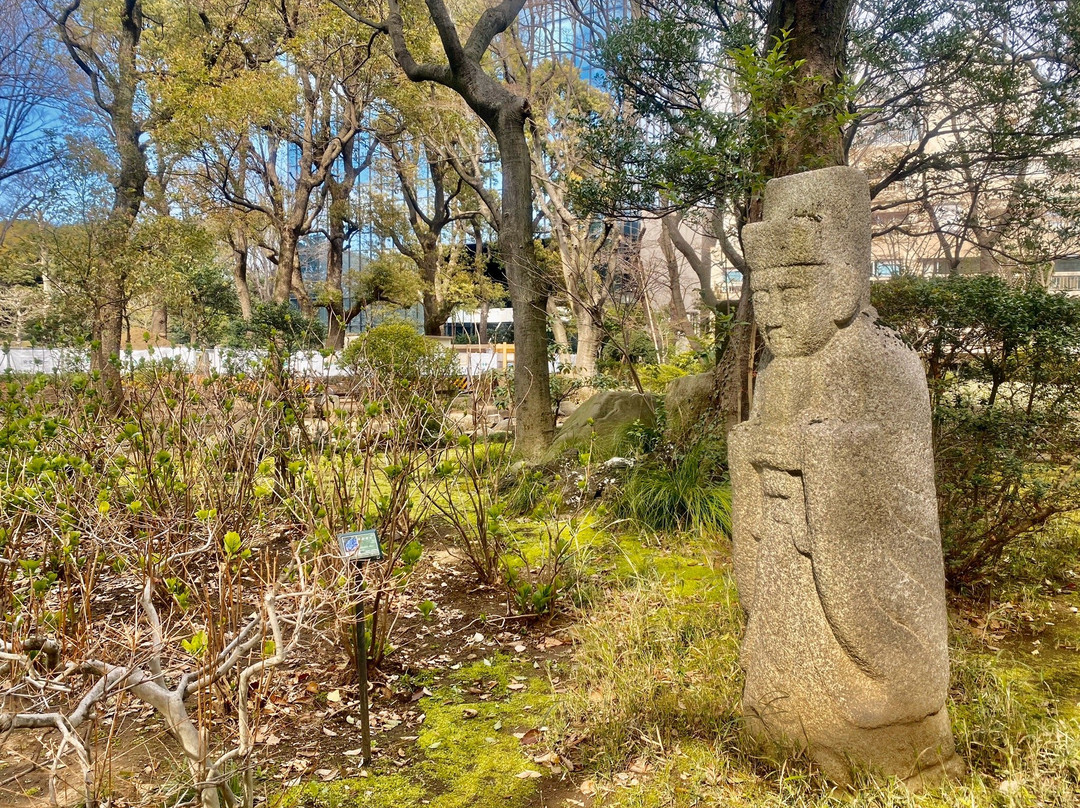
(279, 523, 1080, 808)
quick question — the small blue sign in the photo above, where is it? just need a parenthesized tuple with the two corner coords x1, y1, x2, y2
(338, 529, 383, 562)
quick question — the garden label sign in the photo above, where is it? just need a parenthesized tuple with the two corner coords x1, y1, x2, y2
(338, 529, 382, 766)
(338, 529, 383, 562)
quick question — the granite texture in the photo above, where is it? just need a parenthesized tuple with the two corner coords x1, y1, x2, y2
(664, 370, 715, 442)
(729, 166, 962, 787)
(546, 390, 657, 460)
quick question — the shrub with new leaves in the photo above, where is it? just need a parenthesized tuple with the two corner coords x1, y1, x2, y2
(341, 320, 458, 394)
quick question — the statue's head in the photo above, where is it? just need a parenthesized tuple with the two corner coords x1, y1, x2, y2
(741, 167, 872, 357)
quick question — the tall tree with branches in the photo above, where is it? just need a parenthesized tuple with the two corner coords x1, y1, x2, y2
(49, 0, 154, 408)
(331, 0, 555, 457)
(576, 0, 1080, 426)
(0, 1, 64, 243)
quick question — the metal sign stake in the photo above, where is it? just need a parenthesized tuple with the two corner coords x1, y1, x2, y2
(338, 530, 383, 769)
(355, 574, 372, 765)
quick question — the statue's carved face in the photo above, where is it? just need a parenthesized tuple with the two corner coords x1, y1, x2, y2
(750, 265, 838, 357)
(743, 168, 874, 357)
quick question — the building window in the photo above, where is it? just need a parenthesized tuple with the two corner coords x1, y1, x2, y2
(873, 260, 903, 278)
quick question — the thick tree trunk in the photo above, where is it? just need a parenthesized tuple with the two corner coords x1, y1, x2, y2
(149, 305, 167, 342)
(275, 228, 314, 318)
(274, 233, 297, 306)
(90, 269, 128, 410)
(762, 0, 853, 175)
(325, 248, 346, 350)
(92, 271, 128, 411)
(92, 7, 147, 411)
(714, 0, 854, 427)
(291, 262, 314, 319)
(714, 286, 755, 423)
(422, 300, 445, 336)
(494, 114, 554, 457)
(420, 248, 448, 336)
(327, 315, 346, 349)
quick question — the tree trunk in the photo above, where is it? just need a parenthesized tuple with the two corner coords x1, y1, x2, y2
(478, 299, 490, 345)
(326, 200, 347, 349)
(421, 248, 447, 336)
(95, 162, 142, 405)
(548, 297, 569, 357)
(276, 228, 314, 319)
(574, 304, 601, 379)
(231, 232, 253, 321)
(494, 114, 554, 457)
(659, 217, 704, 352)
(714, 286, 755, 423)
(274, 234, 297, 306)
(422, 296, 446, 336)
(92, 248, 128, 409)
(149, 305, 167, 342)
(714, 0, 854, 427)
(291, 261, 314, 318)
(762, 0, 853, 174)
(359, 0, 553, 455)
(66, 0, 150, 412)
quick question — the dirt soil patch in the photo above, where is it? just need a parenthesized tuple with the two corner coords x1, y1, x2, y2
(0, 543, 582, 807)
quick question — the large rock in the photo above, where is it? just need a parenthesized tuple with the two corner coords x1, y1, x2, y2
(545, 390, 657, 461)
(728, 166, 961, 787)
(664, 370, 715, 443)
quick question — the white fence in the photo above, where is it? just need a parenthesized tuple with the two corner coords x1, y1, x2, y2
(0, 344, 520, 377)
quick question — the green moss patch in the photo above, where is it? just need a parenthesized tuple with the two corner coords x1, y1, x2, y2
(277, 655, 556, 808)
(552, 528, 1080, 808)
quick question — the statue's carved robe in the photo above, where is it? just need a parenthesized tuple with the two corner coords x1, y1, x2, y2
(729, 310, 960, 785)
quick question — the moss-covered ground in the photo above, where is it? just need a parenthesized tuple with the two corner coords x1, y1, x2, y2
(274, 519, 1080, 808)
(277, 654, 557, 808)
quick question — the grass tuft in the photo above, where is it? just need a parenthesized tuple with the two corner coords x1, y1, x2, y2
(611, 442, 731, 535)
(556, 564, 744, 772)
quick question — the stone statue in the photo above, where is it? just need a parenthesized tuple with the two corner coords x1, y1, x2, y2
(728, 166, 962, 787)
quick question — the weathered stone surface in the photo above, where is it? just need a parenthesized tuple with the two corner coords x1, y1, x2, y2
(729, 166, 961, 787)
(545, 390, 657, 461)
(664, 370, 715, 442)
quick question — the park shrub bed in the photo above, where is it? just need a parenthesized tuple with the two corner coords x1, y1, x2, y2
(874, 276, 1080, 585)
(0, 332, 581, 806)
(2, 293, 1080, 807)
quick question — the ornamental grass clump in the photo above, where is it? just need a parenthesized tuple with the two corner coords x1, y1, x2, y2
(611, 441, 731, 535)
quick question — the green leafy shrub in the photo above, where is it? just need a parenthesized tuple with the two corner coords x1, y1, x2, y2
(636, 351, 708, 394)
(341, 320, 457, 389)
(503, 520, 573, 617)
(874, 276, 1080, 584)
(341, 321, 459, 446)
(636, 362, 689, 394)
(225, 300, 325, 353)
